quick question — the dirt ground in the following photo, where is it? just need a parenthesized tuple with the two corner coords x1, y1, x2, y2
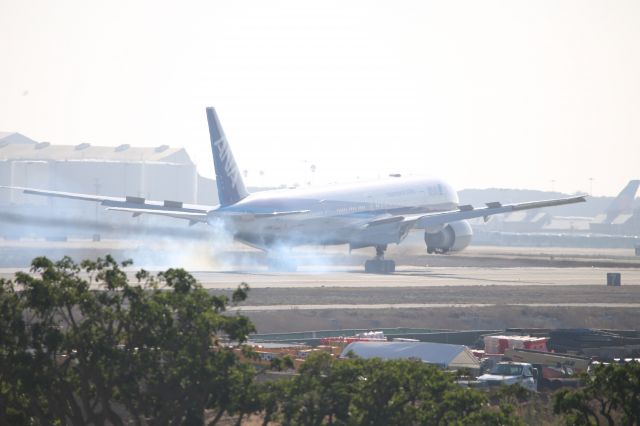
(229, 285, 640, 306)
(241, 306, 640, 333)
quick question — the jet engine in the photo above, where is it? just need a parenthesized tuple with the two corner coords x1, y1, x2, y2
(424, 220, 473, 254)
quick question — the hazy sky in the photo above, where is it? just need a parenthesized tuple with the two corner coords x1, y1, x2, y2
(1, 1, 639, 196)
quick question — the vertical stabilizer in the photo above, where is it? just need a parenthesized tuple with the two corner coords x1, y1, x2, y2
(606, 180, 640, 214)
(206, 107, 249, 206)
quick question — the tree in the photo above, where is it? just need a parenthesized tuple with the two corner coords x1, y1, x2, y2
(273, 352, 521, 426)
(554, 362, 640, 426)
(0, 255, 255, 425)
(0, 270, 31, 425)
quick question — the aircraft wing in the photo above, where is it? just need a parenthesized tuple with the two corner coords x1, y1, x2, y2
(365, 195, 587, 229)
(104, 207, 312, 223)
(209, 210, 311, 220)
(1, 186, 212, 223)
(104, 207, 209, 223)
(1, 186, 124, 203)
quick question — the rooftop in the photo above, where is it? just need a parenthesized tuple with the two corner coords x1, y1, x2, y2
(0, 136, 193, 165)
(0, 132, 38, 146)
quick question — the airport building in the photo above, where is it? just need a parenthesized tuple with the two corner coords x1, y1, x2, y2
(1, 136, 197, 205)
(0, 132, 225, 206)
(340, 341, 481, 371)
(0, 132, 220, 238)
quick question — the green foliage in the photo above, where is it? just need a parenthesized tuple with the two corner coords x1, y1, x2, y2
(0, 255, 255, 425)
(5, 255, 638, 425)
(553, 362, 640, 426)
(492, 384, 533, 406)
(274, 352, 522, 426)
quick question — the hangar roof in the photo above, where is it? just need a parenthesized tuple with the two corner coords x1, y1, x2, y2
(340, 341, 480, 370)
(0, 132, 38, 145)
(0, 141, 194, 165)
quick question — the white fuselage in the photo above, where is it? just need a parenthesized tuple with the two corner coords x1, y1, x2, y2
(209, 176, 459, 248)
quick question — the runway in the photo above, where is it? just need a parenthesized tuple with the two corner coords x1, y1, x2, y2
(189, 266, 640, 289)
(200, 265, 640, 332)
(2, 260, 638, 331)
(232, 302, 640, 312)
(2, 265, 639, 290)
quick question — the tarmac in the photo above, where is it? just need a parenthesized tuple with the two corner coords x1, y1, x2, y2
(188, 266, 640, 289)
(2, 242, 638, 331)
(233, 302, 640, 312)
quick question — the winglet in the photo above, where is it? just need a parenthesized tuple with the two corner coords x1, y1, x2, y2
(206, 107, 249, 206)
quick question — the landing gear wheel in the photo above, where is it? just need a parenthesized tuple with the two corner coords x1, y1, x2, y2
(364, 260, 375, 273)
(364, 259, 395, 274)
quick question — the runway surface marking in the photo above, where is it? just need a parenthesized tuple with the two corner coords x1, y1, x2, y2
(231, 302, 640, 311)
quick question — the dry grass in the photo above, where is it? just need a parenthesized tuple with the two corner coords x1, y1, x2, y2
(245, 306, 640, 333)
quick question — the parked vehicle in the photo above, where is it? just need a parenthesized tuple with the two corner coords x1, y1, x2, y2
(476, 362, 538, 392)
(503, 348, 586, 390)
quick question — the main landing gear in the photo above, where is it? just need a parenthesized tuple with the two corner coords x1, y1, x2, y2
(364, 245, 395, 274)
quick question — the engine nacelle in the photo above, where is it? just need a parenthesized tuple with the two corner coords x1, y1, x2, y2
(424, 220, 473, 254)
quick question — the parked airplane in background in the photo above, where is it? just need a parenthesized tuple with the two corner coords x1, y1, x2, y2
(599, 179, 640, 223)
(514, 179, 640, 233)
(3, 108, 586, 273)
(543, 179, 640, 223)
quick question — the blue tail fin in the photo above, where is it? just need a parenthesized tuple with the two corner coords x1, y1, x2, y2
(206, 107, 249, 206)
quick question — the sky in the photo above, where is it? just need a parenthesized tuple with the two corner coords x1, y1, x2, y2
(1, 1, 639, 196)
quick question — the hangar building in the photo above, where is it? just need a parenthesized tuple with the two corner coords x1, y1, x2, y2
(0, 133, 219, 238)
(341, 341, 481, 371)
(1, 139, 196, 204)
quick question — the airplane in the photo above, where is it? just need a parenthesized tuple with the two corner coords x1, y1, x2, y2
(2, 107, 586, 273)
(598, 179, 640, 223)
(471, 179, 639, 234)
(544, 179, 639, 223)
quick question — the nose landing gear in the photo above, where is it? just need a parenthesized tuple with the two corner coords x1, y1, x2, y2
(364, 245, 395, 274)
